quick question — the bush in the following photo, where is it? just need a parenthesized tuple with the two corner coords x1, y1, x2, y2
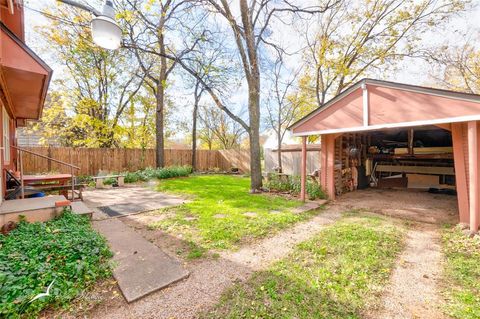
(122, 166, 192, 184)
(265, 174, 327, 200)
(0, 211, 112, 318)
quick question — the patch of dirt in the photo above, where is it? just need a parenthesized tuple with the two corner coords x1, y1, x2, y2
(40, 279, 121, 318)
(365, 223, 446, 319)
(336, 189, 458, 225)
(119, 215, 199, 261)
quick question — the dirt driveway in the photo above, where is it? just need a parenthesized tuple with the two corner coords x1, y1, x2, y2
(335, 188, 458, 225)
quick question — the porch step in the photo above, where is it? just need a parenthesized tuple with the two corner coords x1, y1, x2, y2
(0, 195, 66, 228)
(71, 201, 93, 219)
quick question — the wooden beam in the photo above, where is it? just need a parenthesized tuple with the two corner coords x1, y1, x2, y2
(376, 165, 454, 175)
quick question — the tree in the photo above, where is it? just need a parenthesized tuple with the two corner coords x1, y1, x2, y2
(120, 0, 199, 167)
(171, 0, 338, 191)
(298, 0, 469, 108)
(264, 55, 302, 171)
(37, 3, 145, 147)
(425, 37, 480, 93)
(198, 104, 246, 150)
(182, 34, 240, 170)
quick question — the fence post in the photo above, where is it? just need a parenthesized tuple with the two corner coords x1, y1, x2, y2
(47, 146, 52, 172)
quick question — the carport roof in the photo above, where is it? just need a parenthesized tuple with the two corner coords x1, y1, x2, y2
(289, 78, 480, 136)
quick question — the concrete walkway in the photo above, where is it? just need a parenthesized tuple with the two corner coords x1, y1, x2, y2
(94, 218, 189, 302)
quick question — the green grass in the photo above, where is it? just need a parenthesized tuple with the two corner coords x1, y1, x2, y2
(0, 211, 112, 318)
(150, 175, 311, 251)
(203, 215, 404, 319)
(442, 227, 480, 319)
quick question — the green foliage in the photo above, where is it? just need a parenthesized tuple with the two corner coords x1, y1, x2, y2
(442, 227, 480, 319)
(265, 175, 327, 200)
(150, 175, 310, 250)
(33, 4, 157, 148)
(123, 166, 192, 183)
(296, 0, 468, 110)
(0, 211, 112, 318)
(204, 216, 404, 318)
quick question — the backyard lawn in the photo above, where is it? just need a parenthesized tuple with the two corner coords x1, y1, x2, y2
(150, 175, 316, 250)
(442, 227, 480, 319)
(203, 214, 404, 318)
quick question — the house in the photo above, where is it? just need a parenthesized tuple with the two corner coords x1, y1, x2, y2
(0, 1, 87, 227)
(290, 78, 480, 233)
(0, 0, 52, 202)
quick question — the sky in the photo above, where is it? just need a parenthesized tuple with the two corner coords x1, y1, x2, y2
(24, 0, 480, 82)
(22, 0, 480, 138)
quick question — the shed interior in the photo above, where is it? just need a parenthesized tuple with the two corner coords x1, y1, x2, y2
(333, 126, 455, 196)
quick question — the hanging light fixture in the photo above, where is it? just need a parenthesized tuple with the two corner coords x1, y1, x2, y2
(58, 0, 122, 50)
(91, 1, 122, 50)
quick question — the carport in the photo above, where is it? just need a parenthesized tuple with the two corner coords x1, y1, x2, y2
(290, 79, 480, 232)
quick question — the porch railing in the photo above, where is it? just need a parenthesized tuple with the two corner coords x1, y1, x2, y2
(11, 145, 80, 200)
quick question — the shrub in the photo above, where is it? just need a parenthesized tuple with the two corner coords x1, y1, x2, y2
(122, 166, 192, 184)
(0, 211, 112, 318)
(265, 174, 327, 200)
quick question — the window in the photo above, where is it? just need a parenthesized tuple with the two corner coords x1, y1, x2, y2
(3, 107, 10, 164)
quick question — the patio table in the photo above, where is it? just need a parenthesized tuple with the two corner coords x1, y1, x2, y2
(22, 174, 73, 197)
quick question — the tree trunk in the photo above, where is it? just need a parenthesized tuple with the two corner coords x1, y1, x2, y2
(277, 130, 282, 172)
(155, 34, 167, 168)
(239, 0, 263, 192)
(192, 85, 200, 171)
(248, 82, 262, 191)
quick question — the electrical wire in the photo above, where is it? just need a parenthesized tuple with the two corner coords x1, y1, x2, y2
(23, 4, 89, 27)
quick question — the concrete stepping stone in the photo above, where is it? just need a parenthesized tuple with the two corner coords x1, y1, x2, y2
(184, 216, 198, 222)
(292, 200, 327, 214)
(94, 218, 189, 302)
(213, 214, 226, 219)
(269, 210, 282, 215)
(243, 212, 258, 218)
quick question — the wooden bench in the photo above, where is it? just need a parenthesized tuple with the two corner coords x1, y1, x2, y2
(92, 175, 126, 189)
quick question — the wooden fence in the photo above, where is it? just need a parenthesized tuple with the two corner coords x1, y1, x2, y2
(264, 144, 321, 176)
(21, 147, 250, 176)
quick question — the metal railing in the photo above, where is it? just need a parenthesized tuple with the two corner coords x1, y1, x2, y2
(11, 145, 80, 200)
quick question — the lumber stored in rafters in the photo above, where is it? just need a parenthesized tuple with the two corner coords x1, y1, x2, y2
(376, 164, 454, 175)
(394, 147, 453, 155)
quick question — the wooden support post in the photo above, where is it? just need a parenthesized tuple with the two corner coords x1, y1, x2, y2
(408, 129, 414, 155)
(452, 123, 469, 224)
(468, 121, 480, 232)
(300, 136, 307, 202)
(320, 135, 328, 189)
(326, 135, 336, 199)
